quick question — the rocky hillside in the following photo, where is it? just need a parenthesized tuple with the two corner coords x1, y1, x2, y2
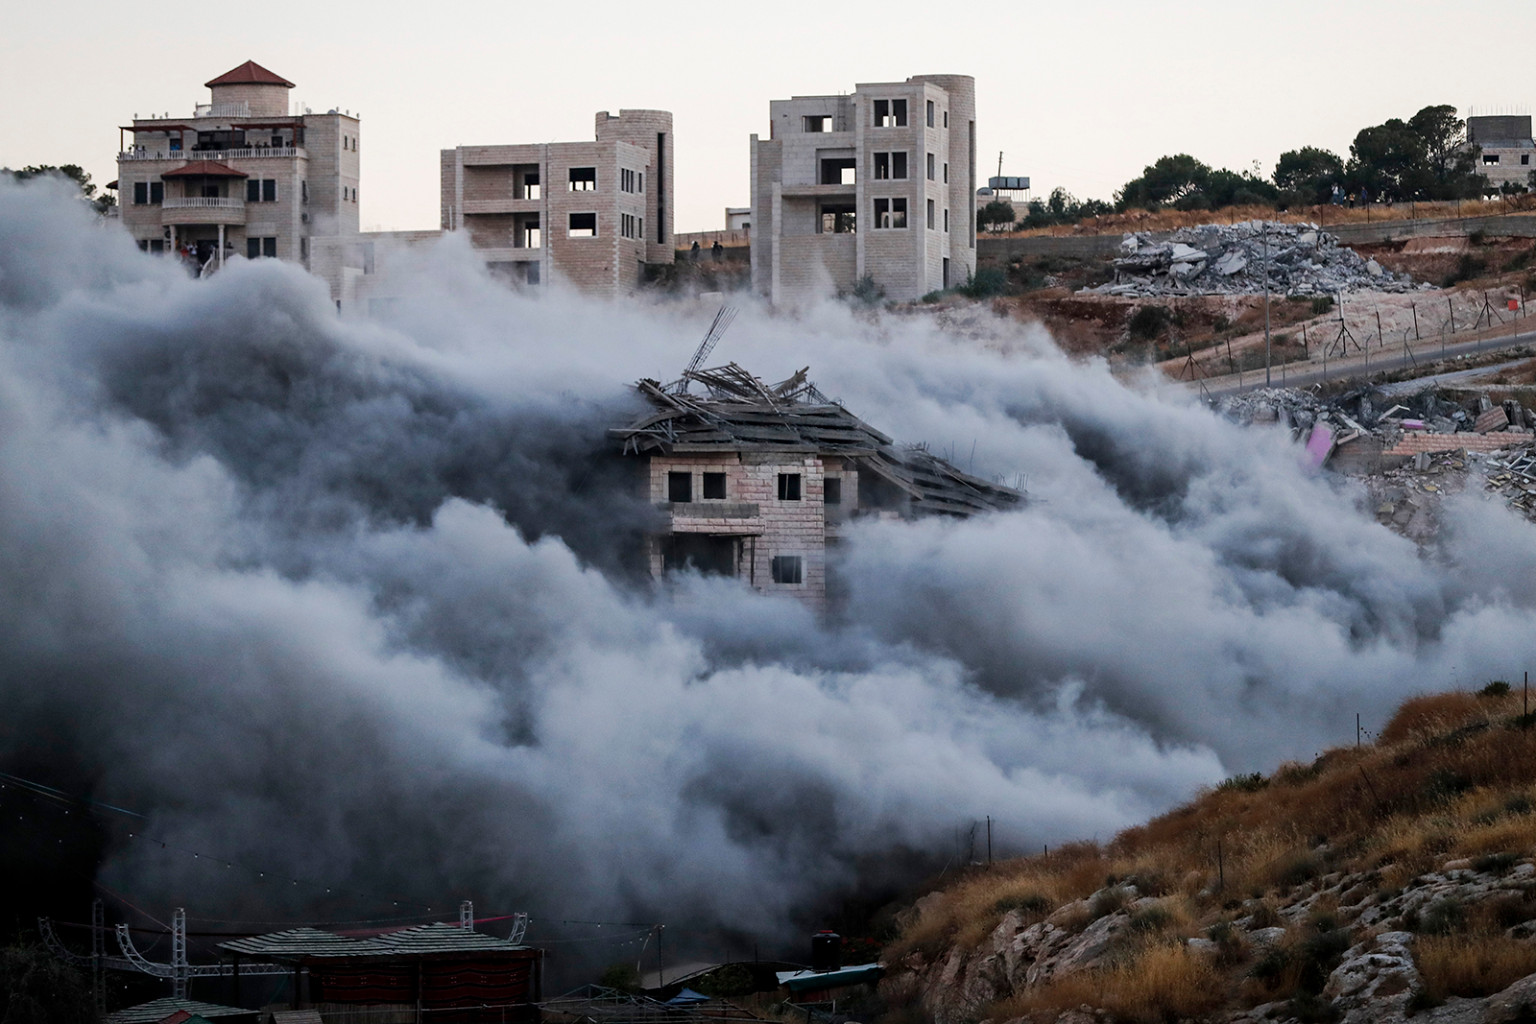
(879, 687, 1536, 1024)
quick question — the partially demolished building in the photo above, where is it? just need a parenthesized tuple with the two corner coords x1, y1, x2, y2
(612, 362, 1020, 606)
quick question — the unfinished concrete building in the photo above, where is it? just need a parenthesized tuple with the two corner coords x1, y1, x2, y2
(612, 360, 1019, 608)
(749, 75, 977, 305)
(1468, 115, 1535, 192)
(115, 61, 360, 271)
(441, 111, 674, 297)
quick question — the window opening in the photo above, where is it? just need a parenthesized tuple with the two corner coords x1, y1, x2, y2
(703, 473, 727, 500)
(873, 152, 907, 179)
(668, 471, 692, 503)
(820, 157, 857, 185)
(927, 153, 935, 180)
(771, 555, 804, 585)
(873, 197, 908, 229)
(803, 115, 831, 133)
(569, 167, 597, 191)
(873, 99, 907, 128)
(824, 478, 841, 505)
(568, 212, 597, 237)
(818, 202, 856, 234)
(926, 100, 935, 128)
(777, 473, 802, 501)
(927, 198, 935, 229)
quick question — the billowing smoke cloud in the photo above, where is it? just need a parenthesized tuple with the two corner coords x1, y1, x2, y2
(5, 176, 1536, 965)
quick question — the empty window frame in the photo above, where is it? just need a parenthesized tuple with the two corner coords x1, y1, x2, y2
(873, 98, 907, 128)
(873, 197, 908, 229)
(927, 198, 935, 230)
(943, 162, 949, 183)
(873, 152, 908, 180)
(246, 236, 277, 258)
(621, 168, 639, 193)
(667, 471, 692, 503)
(568, 212, 597, 237)
(944, 208, 949, 232)
(824, 477, 842, 505)
(927, 153, 936, 180)
(1524, 155, 1532, 165)
(702, 472, 727, 499)
(926, 99, 935, 128)
(517, 215, 541, 249)
(820, 157, 857, 185)
(777, 473, 802, 501)
(568, 166, 597, 191)
(620, 213, 641, 239)
(818, 202, 856, 234)
(1485, 154, 1502, 165)
(803, 114, 831, 133)
(771, 555, 804, 585)
(517, 167, 540, 200)
(943, 110, 949, 128)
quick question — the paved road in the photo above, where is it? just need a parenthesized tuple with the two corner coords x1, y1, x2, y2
(1196, 325, 1536, 397)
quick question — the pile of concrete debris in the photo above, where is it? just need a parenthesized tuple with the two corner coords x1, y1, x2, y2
(1086, 221, 1422, 298)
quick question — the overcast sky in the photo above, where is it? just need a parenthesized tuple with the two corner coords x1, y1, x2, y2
(3, 0, 1530, 233)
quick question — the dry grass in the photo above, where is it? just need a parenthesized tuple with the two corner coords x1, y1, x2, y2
(1005, 198, 1536, 239)
(996, 943, 1224, 1024)
(888, 686, 1536, 1022)
(1415, 934, 1536, 1000)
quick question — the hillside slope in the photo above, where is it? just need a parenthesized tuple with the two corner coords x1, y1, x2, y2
(880, 687, 1536, 1024)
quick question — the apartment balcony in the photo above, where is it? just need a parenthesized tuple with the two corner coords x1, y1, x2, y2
(193, 101, 251, 117)
(160, 197, 246, 225)
(779, 182, 858, 199)
(120, 147, 306, 163)
(462, 197, 541, 216)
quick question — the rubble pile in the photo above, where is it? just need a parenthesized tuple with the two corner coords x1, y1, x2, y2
(1086, 221, 1422, 298)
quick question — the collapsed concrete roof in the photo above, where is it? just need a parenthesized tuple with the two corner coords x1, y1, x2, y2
(611, 363, 1022, 517)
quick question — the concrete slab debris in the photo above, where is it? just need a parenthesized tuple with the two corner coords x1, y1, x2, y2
(1085, 220, 1425, 298)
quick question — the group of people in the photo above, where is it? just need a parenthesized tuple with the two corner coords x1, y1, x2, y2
(689, 239, 726, 262)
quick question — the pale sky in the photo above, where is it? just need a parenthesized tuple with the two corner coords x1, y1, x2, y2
(2, 0, 1530, 234)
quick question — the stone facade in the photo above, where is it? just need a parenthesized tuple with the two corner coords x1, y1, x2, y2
(750, 75, 977, 305)
(116, 62, 359, 272)
(644, 452, 865, 609)
(1468, 115, 1535, 192)
(440, 110, 674, 298)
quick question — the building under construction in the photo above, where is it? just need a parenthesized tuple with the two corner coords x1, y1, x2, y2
(612, 353, 1020, 607)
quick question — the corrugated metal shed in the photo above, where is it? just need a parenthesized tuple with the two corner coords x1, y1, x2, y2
(106, 997, 256, 1024)
(217, 923, 530, 962)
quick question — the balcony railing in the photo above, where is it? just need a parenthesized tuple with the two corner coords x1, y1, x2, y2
(162, 197, 245, 210)
(119, 147, 304, 162)
(193, 102, 251, 117)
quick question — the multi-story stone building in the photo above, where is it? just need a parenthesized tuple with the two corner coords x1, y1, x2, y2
(612, 362, 1019, 608)
(115, 61, 360, 272)
(1468, 115, 1535, 192)
(749, 75, 977, 305)
(440, 111, 674, 297)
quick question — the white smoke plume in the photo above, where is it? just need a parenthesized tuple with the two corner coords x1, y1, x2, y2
(4, 176, 1536, 965)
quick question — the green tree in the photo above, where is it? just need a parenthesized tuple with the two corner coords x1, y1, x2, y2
(1116, 154, 1211, 210)
(5, 164, 116, 213)
(1274, 147, 1345, 204)
(1409, 105, 1479, 190)
(978, 199, 1016, 232)
(1345, 119, 1429, 200)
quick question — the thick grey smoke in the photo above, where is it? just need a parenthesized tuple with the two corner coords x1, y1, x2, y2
(4, 176, 1536, 959)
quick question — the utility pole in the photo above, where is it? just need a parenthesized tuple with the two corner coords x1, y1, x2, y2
(1263, 222, 1272, 387)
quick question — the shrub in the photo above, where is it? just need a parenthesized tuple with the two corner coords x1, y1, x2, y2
(1472, 852, 1520, 875)
(1415, 934, 1536, 1000)
(1217, 772, 1269, 794)
(957, 268, 1007, 299)
(996, 943, 1222, 1024)
(1417, 898, 1467, 936)
(1128, 904, 1175, 935)
(1310, 295, 1335, 315)
(992, 892, 1053, 917)
(919, 290, 944, 304)
(849, 274, 885, 305)
(1128, 304, 1173, 340)
(1089, 887, 1129, 921)
(1480, 680, 1512, 697)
